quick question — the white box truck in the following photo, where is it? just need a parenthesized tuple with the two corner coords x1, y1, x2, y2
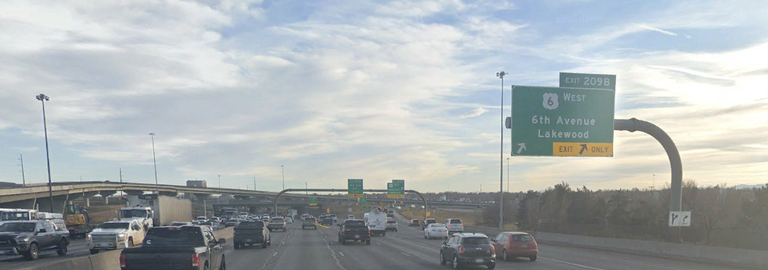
(119, 194, 192, 229)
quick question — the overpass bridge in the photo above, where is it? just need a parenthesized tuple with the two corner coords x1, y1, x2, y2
(0, 181, 489, 212)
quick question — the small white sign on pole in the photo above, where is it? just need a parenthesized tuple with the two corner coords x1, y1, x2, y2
(669, 211, 692, 227)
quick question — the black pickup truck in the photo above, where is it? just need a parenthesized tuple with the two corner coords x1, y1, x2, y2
(338, 219, 370, 245)
(0, 220, 70, 260)
(234, 221, 270, 249)
(120, 226, 226, 270)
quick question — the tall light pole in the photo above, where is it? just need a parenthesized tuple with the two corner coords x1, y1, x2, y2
(149, 133, 158, 194)
(305, 182, 308, 195)
(281, 165, 285, 190)
(36, 94, 54, 213)
(218, 175, 221, 188)
(19, 154, 27, 186)
(507, 157, 510, 193)
(496, 71, 506, 230)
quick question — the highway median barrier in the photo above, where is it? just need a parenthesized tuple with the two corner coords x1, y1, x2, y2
(17, 256, 93, 270)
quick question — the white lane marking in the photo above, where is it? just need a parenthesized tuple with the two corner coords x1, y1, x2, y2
(257, 228, 293, 270)
(340, 252, 344, 257)
(400, 252, 411, 257)
(376, 242, 382, 246)
(540, 257, 606, 270)
(321, 228, 348, 270)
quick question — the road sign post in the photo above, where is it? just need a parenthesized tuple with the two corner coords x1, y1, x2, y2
(347, 179, 363, 198)
(510, 85, 615, 157)
(309, 197, 318, 206)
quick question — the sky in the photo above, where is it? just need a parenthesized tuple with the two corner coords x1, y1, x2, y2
(0, 0, 766, 193)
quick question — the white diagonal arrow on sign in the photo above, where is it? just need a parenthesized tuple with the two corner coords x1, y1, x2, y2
(517, 143, 527, 154)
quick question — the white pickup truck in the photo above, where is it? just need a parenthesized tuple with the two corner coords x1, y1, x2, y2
(444, 218, 464, 234)
(87, 220, 145, 254)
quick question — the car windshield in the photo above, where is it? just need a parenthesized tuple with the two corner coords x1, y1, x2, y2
(169, 222, 189, 226)
(121, 209, 149, 218)
(512, 235, 534, 242)
(237, 221, 264, 228)
(461, 237, 489, 245)
(387, 220, 396, 224)
(99, 223, 130, 229)
(143, 227, 204, 246)
(448, 219, 462, 224)
(429, 224, 445, 228)
(344, 221, 366, 227)
(271, 218, 284, 222)
(0, 222, 36, 232)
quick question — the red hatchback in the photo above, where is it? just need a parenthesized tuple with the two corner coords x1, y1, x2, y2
(490, 232, 538, 261)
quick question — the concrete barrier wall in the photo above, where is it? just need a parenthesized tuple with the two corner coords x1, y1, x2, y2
(463, 225, 767, 269)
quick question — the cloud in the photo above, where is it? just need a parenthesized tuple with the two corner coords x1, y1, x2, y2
(459, 107, 488, 118)
(0, 0, 766, 193)
(635, 24, 678, 36)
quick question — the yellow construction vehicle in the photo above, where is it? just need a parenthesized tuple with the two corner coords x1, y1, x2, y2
(64, 203, 92, 238)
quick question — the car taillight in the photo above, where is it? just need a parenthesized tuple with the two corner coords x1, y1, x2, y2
(459, 246, 465, 254)
(191, 253, 200, 267)
(447, 223, 450, 226)
(490, 245, 496, 255)
(119, 254, 126, 269)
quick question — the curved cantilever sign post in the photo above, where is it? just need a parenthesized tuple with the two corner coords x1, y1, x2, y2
(273, 189, 428, 220)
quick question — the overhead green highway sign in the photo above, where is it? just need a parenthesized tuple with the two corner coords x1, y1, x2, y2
(510, 85, 615, 157)
(348, 179, 363, 198)
(387, 180, 404, 198)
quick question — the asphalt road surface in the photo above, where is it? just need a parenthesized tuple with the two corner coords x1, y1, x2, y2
(2, 217, 755, 270)
(222, 216, 753, 270)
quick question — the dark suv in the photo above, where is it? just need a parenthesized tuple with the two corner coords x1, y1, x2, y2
(338, 220, 370, 245)
(0, 221, 70, 260)
(302, 217, 317, 230)
(440, 233, 496, 269)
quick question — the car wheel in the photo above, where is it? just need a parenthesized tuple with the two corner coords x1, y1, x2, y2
(502, 249, 508, 261)
(234, 243, 240, 249)
(203, 263, 209, 270)
(90, 249, 99, 255)
(529, 255, 537, 261)
(262, 241, 267, 248)
(439, 252, 447, 265)
(128, 238, 134, 248)
(366, 239, 371, 245)
(382, 232, 386, 237)
(57, 240, 68, 256)
(487, 262, 496, 269)
(26, 243, 39, 260)
(452, 255, 460, 269)
(219, 256, 226, 270)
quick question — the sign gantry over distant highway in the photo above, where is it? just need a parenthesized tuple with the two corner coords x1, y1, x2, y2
(510, 83, 615, 157)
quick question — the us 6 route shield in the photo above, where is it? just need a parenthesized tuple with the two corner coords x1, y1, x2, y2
(510, 85, 615, 157)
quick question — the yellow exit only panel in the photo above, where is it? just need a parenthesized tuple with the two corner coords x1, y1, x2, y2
(553, 142, 613, 157)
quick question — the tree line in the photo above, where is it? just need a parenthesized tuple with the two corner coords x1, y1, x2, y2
(478, 180, 768, 250)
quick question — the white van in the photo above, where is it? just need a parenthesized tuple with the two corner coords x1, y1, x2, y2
(366, 211, 388, 236)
